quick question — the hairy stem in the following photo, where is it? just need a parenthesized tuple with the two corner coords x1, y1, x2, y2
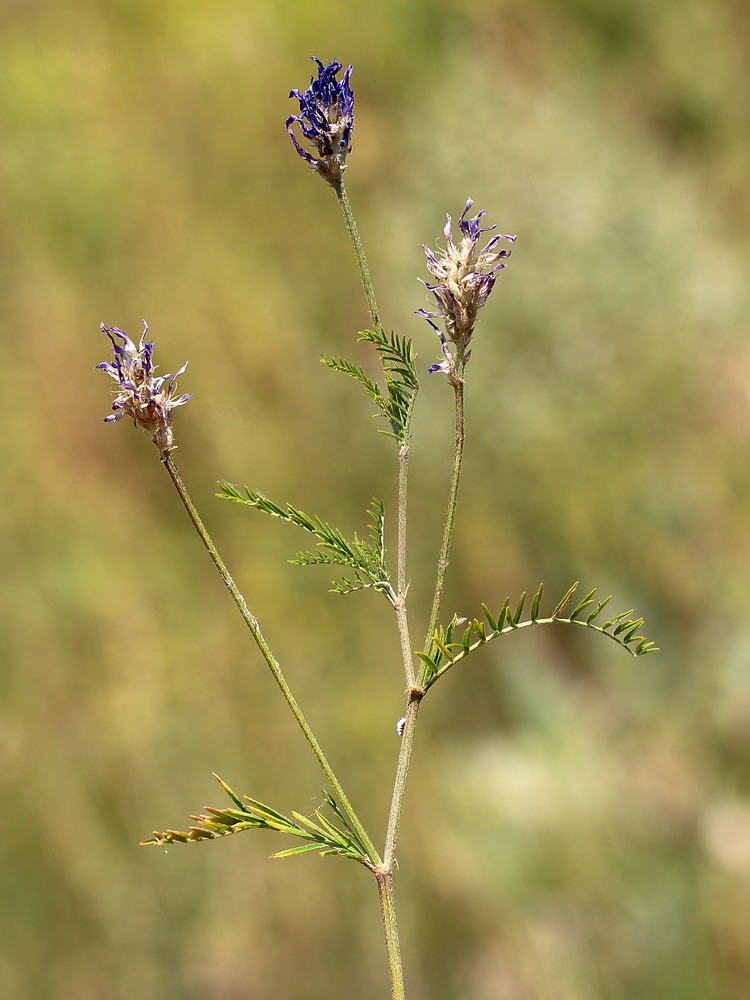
(395, 443, 415, 688)
(383, 692, 422, 868)
(162, 452, 379, 865)
(385, 374, 466, 866)
(423, 376, 465, 657)
(334, 178, 383, 334)
(334, 176, 420, 997)
(335, 179, 415, 689)
(376, 868, 406, 1000)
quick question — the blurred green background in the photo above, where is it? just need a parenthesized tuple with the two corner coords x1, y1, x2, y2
(2, 0, 750, 997)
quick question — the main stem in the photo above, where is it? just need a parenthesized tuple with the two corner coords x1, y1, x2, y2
(377, 869, 406, 1000)
(378, 375, 466, 1000)
(162, 452, 379, 865)
(385, 375, 466, 866)
(334, 179, 415, 689)
(333, 178, 415, 998)
(334, 179, 469, 996)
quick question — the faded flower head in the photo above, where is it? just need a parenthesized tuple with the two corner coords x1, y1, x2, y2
(96, 322, 190, 454)
(416, 199, 516, 379)
(286, 57, 354, 187)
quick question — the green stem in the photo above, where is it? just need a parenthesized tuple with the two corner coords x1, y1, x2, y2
(394, 443, 415, 688)
(335, 178, 415, 690)
(385, 373, 466, 866)
(334, 178, 383, 334)
(162, 452, 380, 866)
(334, 175, 418, 998)
(383, 693, 422, 869)
(376, 868, 406, 1000)
(422, 376, 465, 661)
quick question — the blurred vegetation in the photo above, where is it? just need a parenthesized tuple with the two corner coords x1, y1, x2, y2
(2, 0, 750, 997)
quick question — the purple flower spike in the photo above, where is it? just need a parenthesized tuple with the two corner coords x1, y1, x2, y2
(96, 321, 191, 455)
(417, 199, 516, 380)
(286, 57, 354, 187)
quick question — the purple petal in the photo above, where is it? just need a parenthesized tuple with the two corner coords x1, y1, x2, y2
(414, 309, 441, 334)
(167, 362, 189, 395)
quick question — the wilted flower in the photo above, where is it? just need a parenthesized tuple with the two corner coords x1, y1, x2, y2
(417, 200, 516, 379)
(96, 322, 190, 454)
(286, 57, 354, 187)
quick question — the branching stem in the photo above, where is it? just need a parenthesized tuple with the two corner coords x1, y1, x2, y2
(335, 179, 416, 690)
(334, 180, 470, 999)
(424, 375, 465, 652)
(383, 691, 422, 869)
(384, 373, 465, 870)
(162, 452, 379, 866)
(395, 442, 415, 688)
(334, 178, 418, 1000)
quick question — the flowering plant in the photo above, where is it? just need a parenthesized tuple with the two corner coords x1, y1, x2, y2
(95, 57, 656, 999)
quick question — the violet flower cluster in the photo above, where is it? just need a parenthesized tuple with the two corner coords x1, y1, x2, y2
(417, 200, 517, 379)
(285, 61, 517, 379)
(96, 323, 190, 454)
(286, 57, 354, 187)
(97, 61, 516, 454)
